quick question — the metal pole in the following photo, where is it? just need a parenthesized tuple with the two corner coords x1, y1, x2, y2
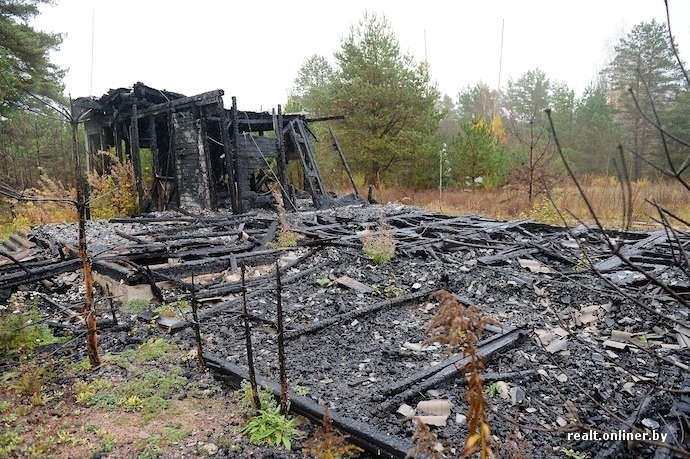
(439, 144, 444, 212)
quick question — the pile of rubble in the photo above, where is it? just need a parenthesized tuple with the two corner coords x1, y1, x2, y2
(1, 203, 689, 458)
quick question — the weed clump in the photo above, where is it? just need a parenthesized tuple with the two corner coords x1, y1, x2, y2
(236, 380, 296, 450)
(154, 298, 189, 320)
(424, 290, 497, 349)
(361, 221, 396, 265)
(242, 404, 296, 449)
(235, 380, 274, 416)
(122, 299, 150, 314)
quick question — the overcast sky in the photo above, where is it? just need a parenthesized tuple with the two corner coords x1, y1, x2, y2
(32, 0, 690, 112)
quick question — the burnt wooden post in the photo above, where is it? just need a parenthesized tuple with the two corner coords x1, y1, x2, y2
(218, 94, 238, 214)
(241, 263, 261, 411)
(190, 275, 205, 372)
(69, 102, 99, 367)
(148, 114, 162, 210)
(130, 105, 144, 214)
(113, 120, 123, 163)
(198, 106, 217, 210)
(109, 297, 117, 326)
(97, 127, 104, 153)
(275, 106, 295, 211)
(231, 97, 242, 213)
(149, 115, 160, 177)
(166, 108, 178, 208)
(276, 262, 289, 414)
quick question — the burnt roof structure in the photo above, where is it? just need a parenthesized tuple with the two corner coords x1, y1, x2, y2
(73, 82, 359, 214)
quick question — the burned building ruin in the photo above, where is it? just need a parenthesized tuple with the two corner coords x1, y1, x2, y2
(73, 82, 359, 214)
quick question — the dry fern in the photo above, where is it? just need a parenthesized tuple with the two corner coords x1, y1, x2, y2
(424, 289, 498, 459)
(302, 406, 363, 459)
(424, 290, 498, 349)
(270, 189, 299, 248)
(405, 419, 443, 459)
(88, 153, 138, 219)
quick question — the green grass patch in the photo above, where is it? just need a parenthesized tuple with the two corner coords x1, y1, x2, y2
(0, 293, 59, 358)
(74, 339, 187, 424)
(362, 225, 396, 265)
(153, 298, 189, 320)
(122, 299, 150, 314)
(0, 427, 25, 457)
(362, 234, 395, 265)
(137, 425, 189, 459)
(111, 337, 178, 366)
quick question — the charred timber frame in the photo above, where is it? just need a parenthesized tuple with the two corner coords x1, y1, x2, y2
(76, 83, 355, 215)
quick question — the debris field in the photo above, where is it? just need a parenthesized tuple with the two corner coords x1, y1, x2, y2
(1, 203, 689, 458)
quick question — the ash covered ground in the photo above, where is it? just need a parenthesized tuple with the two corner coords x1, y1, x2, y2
(4, 203, 689, 458)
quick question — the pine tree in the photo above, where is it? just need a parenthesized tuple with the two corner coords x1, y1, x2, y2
(605, 19, 684, 179)
(0, 0, 65, 115)
(314, 12, 442, 188)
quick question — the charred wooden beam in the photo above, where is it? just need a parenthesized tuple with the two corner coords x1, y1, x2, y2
(130, 104, 144, 213)
(382, 326, 519, 396)
(306, 115, 345, 123)
(284, 290, 431, 340)
(218, 94, 238, 214)
(0, 259, 82, 290)
(231, 97, 242, 213)
(329, 126, 360, 198)
(110, 212, 256, 225)
(275, 105, 295, 211)
(134, 90, 224, 118)
(193, 259, 325, 301)
(198, 105, 217, 210)
(379, 327, 527, 412)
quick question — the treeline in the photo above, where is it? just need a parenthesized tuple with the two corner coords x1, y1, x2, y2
(0, 111, 75, 191)
(289, 14, 689, 202)
(0, 6, 688, 213)
(0, 0, 72, 195)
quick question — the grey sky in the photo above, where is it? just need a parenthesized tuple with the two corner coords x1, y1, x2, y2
(33, 0, 690, 112)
